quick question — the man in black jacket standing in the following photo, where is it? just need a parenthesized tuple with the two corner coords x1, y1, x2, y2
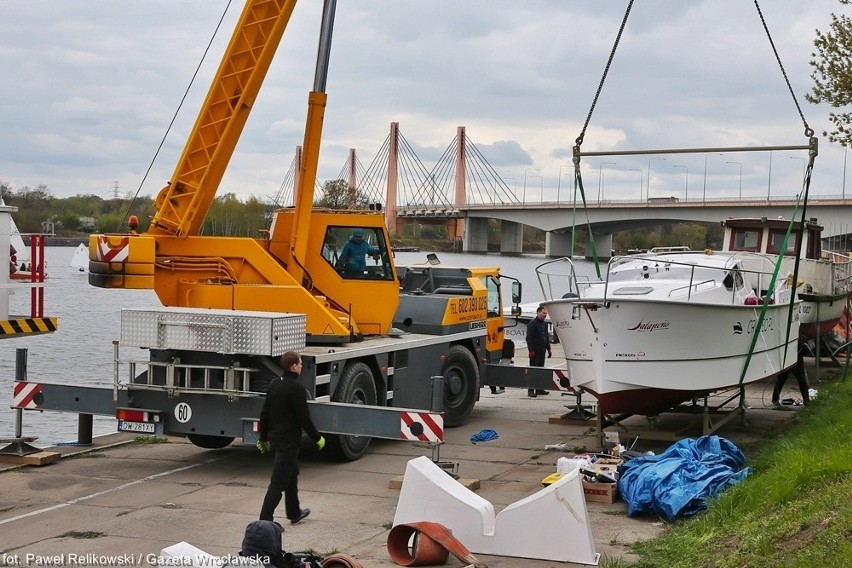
(526, 305, 552, 397)
(258, 351, 325, 525)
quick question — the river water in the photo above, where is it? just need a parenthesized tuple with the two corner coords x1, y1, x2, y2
(0, 247, 597, 448)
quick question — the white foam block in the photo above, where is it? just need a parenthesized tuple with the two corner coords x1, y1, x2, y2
(393, 456, 598, 564)
(159, 542, 217, 567)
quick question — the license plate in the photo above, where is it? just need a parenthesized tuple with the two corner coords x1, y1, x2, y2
(118, 420, 156, 434)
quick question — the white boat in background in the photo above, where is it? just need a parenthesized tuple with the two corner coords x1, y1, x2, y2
(9, 215, 28, 269)
(4, 198, 47, 281)
(3, 195, 30, 271)
(71, 243, 88, 272)
(721, 217, 852, 340)
(539, 251, 799, 416)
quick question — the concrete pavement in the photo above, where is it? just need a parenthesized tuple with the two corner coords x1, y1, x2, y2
(0, 363, 836, 568)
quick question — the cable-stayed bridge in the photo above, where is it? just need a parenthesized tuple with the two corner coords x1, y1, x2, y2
(270, 122, 852, 255)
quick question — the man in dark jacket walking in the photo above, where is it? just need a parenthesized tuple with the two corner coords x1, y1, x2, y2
(258, 351, 325, 525)
(526, 305, 552, 397)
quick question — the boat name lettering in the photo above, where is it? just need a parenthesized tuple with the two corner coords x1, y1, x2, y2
(615, 352, 646, 359)
(627, 319, 670, 332)
(747, 317, 774, 333)
(800, 305, 811, 314)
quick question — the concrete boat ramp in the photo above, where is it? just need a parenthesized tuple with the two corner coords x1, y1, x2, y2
(0, 368, 829, 568)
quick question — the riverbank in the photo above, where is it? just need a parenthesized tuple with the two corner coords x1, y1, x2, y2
(1, 356, 841, 567)
(22, 236, 88, 247)
(623, 365, 852, 568)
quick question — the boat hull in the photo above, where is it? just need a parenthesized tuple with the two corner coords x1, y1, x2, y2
(544, 297, 799, 416)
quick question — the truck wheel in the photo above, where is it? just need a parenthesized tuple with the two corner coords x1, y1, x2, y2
(326, 361, 377, 461)
(442, 345, 479, 427)
(187, 434, 235, 449)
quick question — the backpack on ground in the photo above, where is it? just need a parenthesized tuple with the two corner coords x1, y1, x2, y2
(239, 520, 323, 568)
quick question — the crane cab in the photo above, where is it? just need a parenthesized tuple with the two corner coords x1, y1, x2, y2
(267, 208, 400, 338)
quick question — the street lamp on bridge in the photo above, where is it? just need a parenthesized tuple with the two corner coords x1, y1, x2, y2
(647, 157, 666, 200)
(523, 168, 541, 204)
(726, 161, 742, 199)
(557, 164, 573, 204)
(767, 151, 773, 201)
(598, 161, 616, 202)
(672, 164, 688, 200)
(629, 168, 643, 201)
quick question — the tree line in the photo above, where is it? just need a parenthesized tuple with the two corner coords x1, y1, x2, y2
(0, 179, 361, 238)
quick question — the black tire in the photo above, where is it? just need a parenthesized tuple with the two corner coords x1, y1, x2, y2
(325, 361, 377, 461)
(187, 434, 235, 449)
(442, 345, 480, 427)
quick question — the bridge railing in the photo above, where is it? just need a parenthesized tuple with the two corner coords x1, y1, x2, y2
(457, 194, 851, 208)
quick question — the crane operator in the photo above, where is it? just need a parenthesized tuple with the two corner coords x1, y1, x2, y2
(337, 228, 381, 277)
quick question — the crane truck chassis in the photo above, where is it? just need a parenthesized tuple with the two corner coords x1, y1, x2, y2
(12, 265, 562, 461)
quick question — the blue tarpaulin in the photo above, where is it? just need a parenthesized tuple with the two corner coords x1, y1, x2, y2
(618, 435, 751, 521)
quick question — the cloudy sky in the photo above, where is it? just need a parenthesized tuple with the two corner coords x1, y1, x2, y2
(1, 0, 848, 206)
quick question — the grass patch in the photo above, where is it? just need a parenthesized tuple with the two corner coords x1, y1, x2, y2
(134, 435, 169, 444)
(627, 377, 852, 567)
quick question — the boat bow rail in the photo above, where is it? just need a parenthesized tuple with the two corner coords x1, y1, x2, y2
(540, 251, 797, 307)
(535, 257, 601, 301)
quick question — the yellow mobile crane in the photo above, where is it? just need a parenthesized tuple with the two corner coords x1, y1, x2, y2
(89, 0, 397, 343)
(16, 0, 533, 461)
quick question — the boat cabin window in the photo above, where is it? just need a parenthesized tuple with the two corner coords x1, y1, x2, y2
(729, 229, 762, 252)
(723, 269, 745, 291)
(766, 230, 799, 256)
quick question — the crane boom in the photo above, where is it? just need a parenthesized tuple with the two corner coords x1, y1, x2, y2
(149, 0, 298, 237)
(89, 0, 402, 341)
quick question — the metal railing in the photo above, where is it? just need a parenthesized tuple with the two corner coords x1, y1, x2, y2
(536, 251, 794, 306)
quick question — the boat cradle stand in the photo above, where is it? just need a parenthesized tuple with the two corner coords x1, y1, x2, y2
(594, 387, 748, 446)
(548, 389, 597, 425)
